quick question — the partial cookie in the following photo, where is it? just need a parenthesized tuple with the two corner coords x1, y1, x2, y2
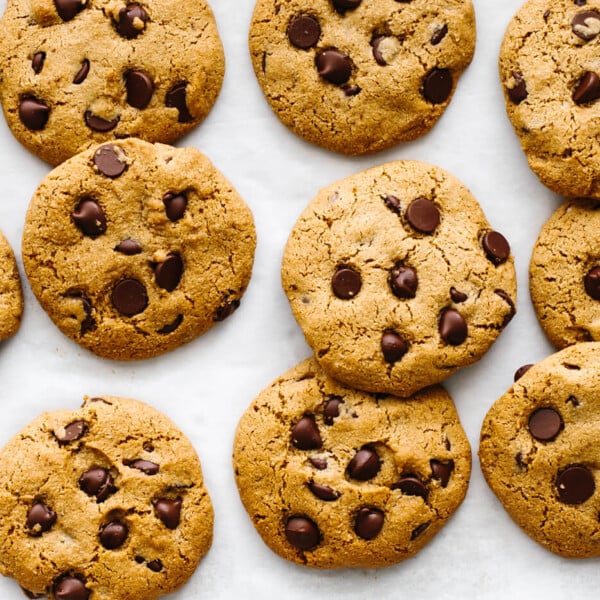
(0, 395, 213, 599)
(530, 198, 600, 348)
(282, 160, 517, 397)
(500, 0, 600, 198)
(22, 138, 256, 360)
(249, 0, 475, 155)
(233, 358, 471, 569)
(0, 230, 23, 340)
(0, 0, 224, 165)
(480, 343, 600, 558)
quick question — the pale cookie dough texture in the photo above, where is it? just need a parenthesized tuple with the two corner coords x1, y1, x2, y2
(0, 0, 224, 165)
(480, 343, 600, 558)
(233, 358, 471, 569)
(249, 0, 475, 155)
(0, 230, 23, 340)
(530, 198, 600, 348)
(500, 0, 600, 198)
(0, 395, 213, 599)
(22, 138, 256, 360)
(282, 160, 517, 397)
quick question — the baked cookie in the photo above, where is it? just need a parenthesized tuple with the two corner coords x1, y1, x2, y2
(0, 395, 213, 599)
(500, 0, 600, 198)
(480, 342, 600, 558)
(22, 138, 256, 360)
(0, 230, 23, 341)
(282, 160, 517, 397)
(530, 198, 600, 348)
(249, 0, 475, 155)
(0, 0, 224, 166)
(233, 358, 471, 569)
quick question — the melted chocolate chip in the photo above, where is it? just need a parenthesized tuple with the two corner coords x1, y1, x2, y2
(127, 459, 159, 475)
(495, 289, 516, 326)
(147, 559, 163, 572)
(389, 265, 418, 299)
(114, 239, 142, 255)
(215, 299, 240, 321)
(31, 52, 45, 74)
(79, 467, 116, 502)
(93, 144, 127, 178)
(572, 10, 600, 40)
(323, 397, 343, 425)
(439, 308, 468, 345)
(54, 0, 85, 21)
(285, 516, 320, 550)
(528, 408, 563, 441)
(26, 502, 57, 534)
(381, 331, 408, 363)
(21, 588, 45, 599)
(584, 266, 600, 300)
(575, 0, 587, 6)
(154, 253, 183, 291)
(406, 197, 440, 234)
(309, 457, 327, 470)
(154, 498, 182, 529)
(371, 36, 388, 66)
(307, 481, 340, 501)
(19, 97, 50, 130)
(573, 71, 600, 104)
(513, 364, 533, 381)
(342, 84, 361, 96)
(392, 476, 429, 499)
(450, 287, 467, 303)
(430, 460, 454, 487)
(73, 295, 95, 332)
(125, 70, 154, 109)
(287, 15, 321, 49)
(53, 576, 89, 600)
(332, 266, 362, 299)
(163, 192, 187, 221)
(111, 279, 148, 316)
(347, 447, 381, 480)
(431, 24, 448, 45)
(100, 520, 128, 549)
(411, 521, 431, 540)
(72, 198, 106, 238)
(423, 68, 452, 104)
(55, 420, 87, 444)
(73, 59, 89, 84)
(507, 72, 528, 104)
(84, 111, 119, 132)
(354, 507, 384, 540)
(482, 231, 510, 265)
(332, 0, 361, 12)
(291, 415, 322, 450)
(383, 194, 401, 214)
(115, 3, 149, 39)
(315, 49, 352, 85)
(556, 465, 595, 504)
(157, 314, 183, 334)
(166, 82, 193, 122)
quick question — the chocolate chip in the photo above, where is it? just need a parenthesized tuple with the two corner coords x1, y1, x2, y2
(26, 501, 57, 534)
(572, 10, 600, 40)
(573, 71, 600, 104)
(575, 0, 587, 6)
(291, 415, 322, 450)
(285, 516, 320, 550)
(309, 457, 327, 470)
(21, 588, 45, 599)
(154, 498, 182, 529)
(543, 9, 551, 19)
(55, 420, 87, 444)
(392, 476, 429, 499)
(507, 71, 528, 104)
(389, 265, 418, 299)
(111, 279, 148, 316)
(19, 97, 50, 130)
(67, 293, 96, 333)
(567, 395, 581, 407)
(116, 3, 149, 38)
(100, 520, 128, 549)
(430, 460, 454, 487)
(494, 289, 516, 326)
(147, 559, 163, 572)
(342, 84, 361, 96)
(127, 459, 159, 475)
(431, 24, 448, 45)
(423, 68, 452, 103)
(134, 555, 145, 564)
(439, 308, 468, 345)
(354, 507, 384, 540)
(381, 330, 408, 363)
(315, 49, 352, 85)
(154, 253, 183, 291)
(157, 314, 183, 334)
(307, 481, 340, 501)
(324, 397, 343, 425)
(331, 0, 361, 12)
(125, 70, 154, 109)
(163, 192, 187, 221)
(332, 266, 361, 299)
(31, 52, 45, 74)
(166, 82, 193, 123)
(450, 287, 467, 303)
(482, 231, 510, 265)
(79, 467, 116, 502)
(84, 111, 119, 132)
(513, 363, 533, 381)
(556, 465, 595, 504)
(114, 239, 142, 255)
(347, 446, 381, 480)
(371, 36, 388, 66)
(287, 15, 321, 49)
(406, 197, 440, 234)
(411, 521, 431, 540)
(93, 144, 127, 178)
(54, 0, 85, 21)
(53, 576, 89, 600)
(73, 59, 89, 84)
(72, 198, 106, 238)
(215, 299, 240, 321)
(528, 408, 563, 441)
(584, 266, 600, 300)
(383, 194, 401, 214)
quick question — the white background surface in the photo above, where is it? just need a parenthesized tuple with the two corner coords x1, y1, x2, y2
(0, 0, 594, 598)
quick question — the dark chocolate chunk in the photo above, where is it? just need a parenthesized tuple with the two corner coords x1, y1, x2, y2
(26, 501, 57, 534)
(166, 82, 193, 123)
(154, 498, 182, 529)
(215, 299, 240, 321)
(72, 198, 106, 238)
(73, 59, 89, 84)
(79, 467, 116, 502)
(528, 407, 563, 441)
(54, 0, 85, 21)
(411, 522, 431, 540)
(347, 446, 381, 480)
(84, 111, 119, 132)
(383, 194, 401, 214)
(392, 476, 429, 499)
(482, 231, 510, 265)
(507, 72, 528, 104)
(381, 330, 408, 363)
(19, 97, 50, 130)
(573, 71, 600, 104)
(134, 555, 145, 564)
(572, 10, 600, 40)
(556, 465, 595, 504)
(127, 459, 159, 475)
(115, 3, 149, 38)
(439, 308, 468, 345)
(31, 52, 45, 74)
(315, 49, 352, 85)
(111, 279, 148, 316)
(285, 516, 320, 550)
(163, 192, 187, 221)
(307, 481, 340, 501)
(291, 415, 322, 450)
(332, 0, 361, 12)
(53, 576, 89, 600)
(323, 397, 343, 425)
(309, 456, 327, 470)
(100, 520, 128, 549)
(450, 287, 467, 303)
(354, 507, 384, 540)
(125, 70, 154, 109)
(332, 266, 361, 299)
(93, 144, 127, 178)
(584, 266, 600, 300)
(430, 459, 454, 488)
(157, 314, 183, 334)
(147, 559, 163, 572)
(389, 265, 418, 299)
(55, 420, 87, 444)
(431, 24, 448, 45)
(114, 239, 142, 255)
(513, 363, 533, 381)
(287, 15, 321, 49)
(423, 68, 452, 103)
(406, 197, 440, 234)
(154, 253, 183, 291)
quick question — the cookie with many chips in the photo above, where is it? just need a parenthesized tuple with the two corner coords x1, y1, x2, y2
(0, 230, 23, 341)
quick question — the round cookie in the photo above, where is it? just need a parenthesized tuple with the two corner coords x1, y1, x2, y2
(249, 0, 475, 155)
(233, 358, 471, 569)
(530, 198, 600, 348)
(0, 395, 213, 599)
(0, 230, 23, 341)
(500, 0, 600, 198)
(0, 0, 224, 166)
(22, 138, 256, 360)
(479, 343, 600, 558)
(281, 160, 517, 397)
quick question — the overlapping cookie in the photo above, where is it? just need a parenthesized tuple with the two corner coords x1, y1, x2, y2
(0, 0, 224, 165)
(282, 160, 517, 397)
(0, 395, 213, 599)
(0, 230, 23, 341)
(480, 343, 600, 558)
(500, 0, 600, 198)
(249, 0, 475, 155)
(22, 138, 256, 360)
(233, 358, 471, 569)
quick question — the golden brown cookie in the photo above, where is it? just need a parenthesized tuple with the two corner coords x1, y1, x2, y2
(22, 138, 256, 360)
(0, 395, 213, 599)
(480, 342, 600, 558)
(0, 230, 23, 341)
(0, 0, 224, 165)
(282, 160, 517, 397)
(249, 0, 475, 155)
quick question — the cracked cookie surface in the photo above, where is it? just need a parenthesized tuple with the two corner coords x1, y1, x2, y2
(249, 0, 475, 155)
(281, 160, 517, 397)
(0, 395, 213, 599)
(500, 0, 600, 198)
(530, 198, 600, 348)
(0, 0, 224, 165)
(0, 230, 23, 341)
(22, 138, 256, 360)
(233, 358, 471, 569)
(479, 343, 600, 558)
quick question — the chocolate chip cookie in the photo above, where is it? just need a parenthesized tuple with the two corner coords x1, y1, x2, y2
(0, 0, 224, 165)
(22, 138, 256, 360)
(0, 230, 23, 341)
(480, 342, 600, 558)
(530, 198, 600, 348)
(281, 160, 517, 397)
(233, 358, 471, 568)
(500, 0, 600, 198)
(0, 395, 213, 599)
(249, 0, 475, 155)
